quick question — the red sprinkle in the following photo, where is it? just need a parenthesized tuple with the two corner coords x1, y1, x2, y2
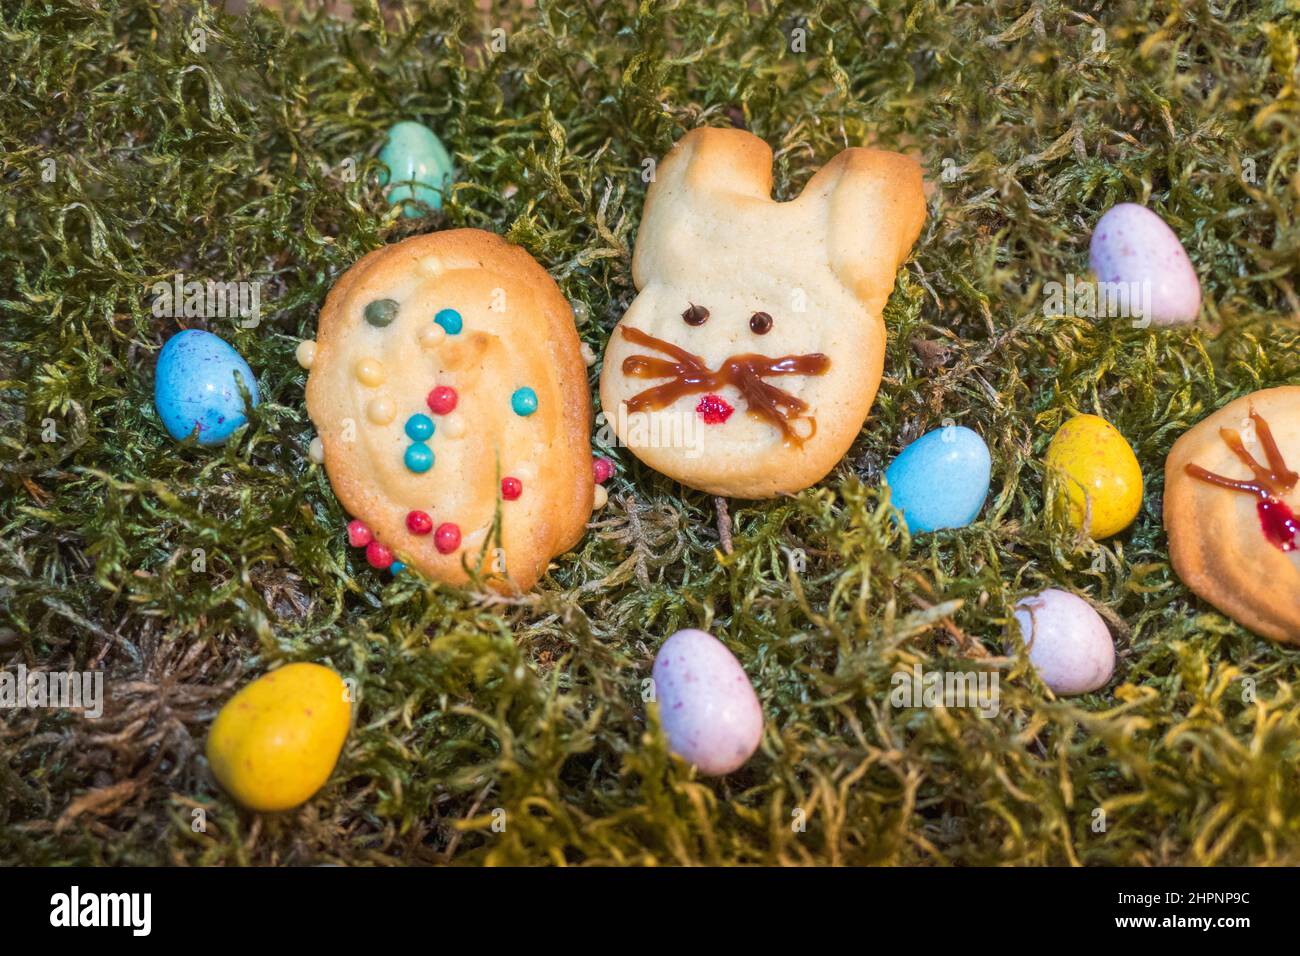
(435, 522, 461, 554)
(592, 456, 614, 484)
(1258, 498, 1298, 552)
(502, 477, 522, 500)
(696, 393, 734, 425)
(406, 510, 432, 535)
(347, 520, 373, 548)
(427, 385, 458, 415)
(365, 540, 393, 569)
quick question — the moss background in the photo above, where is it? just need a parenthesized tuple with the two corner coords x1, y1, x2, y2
(2, 0, 1299, 866)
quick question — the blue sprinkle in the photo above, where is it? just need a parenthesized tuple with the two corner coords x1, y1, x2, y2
(511, 387, 538, 417)
(391, 561, 406, 575)
(405, 413, 434, 441)
(434, 308, 463, 335)
(404, 442, 434, 473)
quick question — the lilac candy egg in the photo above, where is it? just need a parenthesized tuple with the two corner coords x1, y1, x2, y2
(154, 329, 260, 445)
(1088, 203, 1201, 327)
(1012, 589, 1115, 695)
(651, 629, 763, 776)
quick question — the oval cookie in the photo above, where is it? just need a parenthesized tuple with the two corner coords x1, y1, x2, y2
(1164, 386, 1300, 643)
(305, 230, 594, 589)
(599, 127, 926, 498)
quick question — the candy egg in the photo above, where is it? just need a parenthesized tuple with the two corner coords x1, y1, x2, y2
(1045, 414, 1143, 539)
(651, 628, 763, 776)
(1012, 589, 1115, 695)
(206, 663, 351, 812)
(883, 425, 992, 532)
(1089, 203, 1201, 326)
(154, 329, 260, 445)
(378, 121, 454, 217)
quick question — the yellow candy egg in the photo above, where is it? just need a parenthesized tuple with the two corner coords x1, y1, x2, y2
(206, 662, 351, 812)
(1045, 413, 1143, 539)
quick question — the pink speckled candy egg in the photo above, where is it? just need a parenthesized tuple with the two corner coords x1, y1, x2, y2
(1012, 589, 1115, 695)
(1089, 203, 1201, 327)
(651, 628, 763, 776)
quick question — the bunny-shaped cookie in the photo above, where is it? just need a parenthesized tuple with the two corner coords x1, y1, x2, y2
(599, 127, 926, 497)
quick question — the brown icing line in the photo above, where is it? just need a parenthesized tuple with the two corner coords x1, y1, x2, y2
(618, 325, 829, 446)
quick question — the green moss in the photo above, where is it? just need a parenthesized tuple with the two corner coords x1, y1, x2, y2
(1, 0, 1299, 865)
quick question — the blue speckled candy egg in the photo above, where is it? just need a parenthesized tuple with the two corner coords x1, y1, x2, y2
(378, 121, 453, 217)
(651, 629, 763, 777)
(1089, 203, 1201, 327)
(154, 329, 260, 446)
(884, 424, 992, 532)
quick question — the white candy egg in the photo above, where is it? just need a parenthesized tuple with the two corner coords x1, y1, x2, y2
(651, 628, 763, 776)
(1012, 589, 1116, 695)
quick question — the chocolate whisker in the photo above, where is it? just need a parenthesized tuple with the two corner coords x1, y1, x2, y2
(1186, 407, 1298, 552)
(617, 325, 830, 445)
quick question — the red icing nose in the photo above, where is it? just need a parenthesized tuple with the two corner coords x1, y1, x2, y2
(1258, 498, 1298, 552)
(696, 394, 734, 424)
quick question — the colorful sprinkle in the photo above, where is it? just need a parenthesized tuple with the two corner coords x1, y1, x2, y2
(511, 387, 538, 416)
(418, 325, 446, 350)
(308, 436, 325, 464)
(295, 340, 317, 369)
(427, 385, 458, 415)
(406, 510, 433, 535)
(405, 413, 434, 441)
(366, 397, 396, 425)
(593, 484, 609, 510)
(354, 357, 386, 387)
(435, 522, 461, 554)
(502, 477, 522, 500)
(364, 299, 399, 327)
(365, 540, 394, 569)
(593, 456, 614, 484)
(390, 561, 406, 575)
(696, 393, 734, 425)
(434, 308, 463, 335)
(347, 520, 373, 548)
(404, 442, 434, 473)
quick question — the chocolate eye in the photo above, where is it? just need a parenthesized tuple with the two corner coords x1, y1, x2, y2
(682, 303, 709, 326)
(749, 311, 773, 335)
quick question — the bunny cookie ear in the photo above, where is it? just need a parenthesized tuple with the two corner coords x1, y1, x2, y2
(652, 127, 775, 202)
(805, 148, 927, 311)
(634, 128, 775, 283)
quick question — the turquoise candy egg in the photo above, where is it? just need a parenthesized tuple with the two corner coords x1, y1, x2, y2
(884, 425, 991, 532)
(154, 329, 260, 446)
(378, 121, 453, 217)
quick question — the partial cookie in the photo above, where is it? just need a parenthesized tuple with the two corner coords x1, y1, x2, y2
(1164, 386, 1300, 643)
(599, 127, 926, 498)
(304, 229, 594, 590)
